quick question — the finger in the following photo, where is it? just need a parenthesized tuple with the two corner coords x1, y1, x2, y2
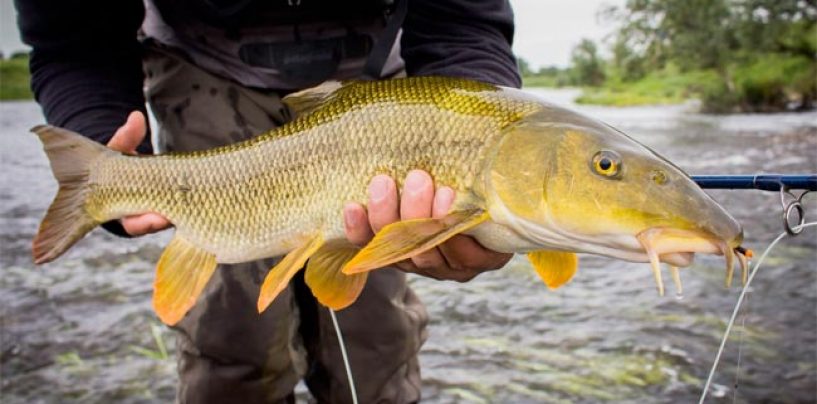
(367, 175, 399, 233)
(437, 235, 513, 273)
(409, 248, 448, 272)
(343, 202, 374, 247)
(432, 186, 455, 218)
(121, 213, 172, 236)
(433, 185, 511, 276)
(397, 257, 479, 283)
(400, 170, 448, 269)
(107, 111, 147, 154)
(392, 259, 445, 281)
(400, 170, 434, 219)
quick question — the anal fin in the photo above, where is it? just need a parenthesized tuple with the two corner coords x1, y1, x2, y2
(305, 243, 367, 310)
(342, 209, 489, 274)
(257, 234, 324, 313)
(154, 234, 218, 325)
(527, 250, 578, 289)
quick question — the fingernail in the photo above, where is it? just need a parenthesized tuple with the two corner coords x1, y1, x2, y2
(343, 203, 358, 228)
(405, 170, 428, 195)
(369, 176, 391, 202)
(436, 187, 455, 207)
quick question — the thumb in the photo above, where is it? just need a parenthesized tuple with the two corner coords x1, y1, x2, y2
(107, 111, 147, 154)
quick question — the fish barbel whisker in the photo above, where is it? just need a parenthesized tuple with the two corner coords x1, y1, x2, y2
(720, 241, 735, 288)
(669, 265, 683, 296)
(636, 227, 731, 296)
(734, 246, 752, 286)
(636, 231, 665, 296)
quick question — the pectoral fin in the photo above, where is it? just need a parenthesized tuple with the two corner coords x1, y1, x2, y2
(527, 250, 578, 289)
(153, 235, 218, 325)
(305, 243, 367, 310)
(257, 234, 324, 313)
(343, 209, 489, 274)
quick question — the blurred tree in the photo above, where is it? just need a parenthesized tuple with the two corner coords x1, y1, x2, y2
(732, 0, 817, 57)
(603, 0, 816, 69)
(570, 39, 606, 86)
(610, 36, 647, 81)
(597, 0, 816, 110)
(604, 0, 735, 71)
(517, 57, 535, 76)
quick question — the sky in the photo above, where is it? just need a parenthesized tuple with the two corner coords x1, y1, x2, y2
(511, 0, 624, 68)
(0, 0, 622, 68)
(0, 0, 22, 57)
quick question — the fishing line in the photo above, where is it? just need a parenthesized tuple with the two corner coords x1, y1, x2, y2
(698, 221, 817, 404)
(731, 286, 749, 404)
(329, 308, 359, 404)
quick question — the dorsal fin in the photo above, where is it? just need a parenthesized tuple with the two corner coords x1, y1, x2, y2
(282, 81, 343, 117)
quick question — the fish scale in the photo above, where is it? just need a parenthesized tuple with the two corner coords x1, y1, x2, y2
(31, 76, 746, 325)
(84, 78, 540, 263)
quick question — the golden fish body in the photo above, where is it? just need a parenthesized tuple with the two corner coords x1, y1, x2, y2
(31, 77, 746, 325)
(85, 78, 537, 264)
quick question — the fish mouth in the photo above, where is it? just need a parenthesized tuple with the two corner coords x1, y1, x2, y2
(635, 227, 751, 296)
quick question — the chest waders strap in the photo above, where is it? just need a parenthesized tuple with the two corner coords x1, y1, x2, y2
(362, 0, 407, 80)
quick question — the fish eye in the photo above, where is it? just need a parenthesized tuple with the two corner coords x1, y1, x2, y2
(591, 150, 621, 178)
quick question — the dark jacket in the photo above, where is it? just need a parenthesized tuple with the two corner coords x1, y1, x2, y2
(15, 0, 521, 153)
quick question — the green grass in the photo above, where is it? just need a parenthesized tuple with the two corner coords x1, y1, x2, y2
(128, 323, 170, 361)
(0, 55, 33, 101)
(573, 54, 815, 111)
(730, 53, 816, 112)
(522, 75, 564, 88)
(575, 68, 721, 107)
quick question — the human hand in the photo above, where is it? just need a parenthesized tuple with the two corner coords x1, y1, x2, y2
(343, 170, 512, 282)
(106, 111, 172, 236)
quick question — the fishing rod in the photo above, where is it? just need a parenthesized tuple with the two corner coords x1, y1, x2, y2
(692, 174, 816, 236)
(691, 174, 817, 192)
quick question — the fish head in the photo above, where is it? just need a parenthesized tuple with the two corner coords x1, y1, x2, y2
(486, 101, 745, 290)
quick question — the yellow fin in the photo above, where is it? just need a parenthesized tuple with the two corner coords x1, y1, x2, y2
(343, 210, 489, 274)
(153, 235, 217, 325)
(305, 243, 368, 310)
(282, 81, 343, 117)
(527, 250, 578, 289)
(257, 234, 324, 313)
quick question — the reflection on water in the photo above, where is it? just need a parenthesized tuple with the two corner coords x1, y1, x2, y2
(1, 92, 815, 403)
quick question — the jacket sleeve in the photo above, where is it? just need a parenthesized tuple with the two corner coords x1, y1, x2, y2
(15, 0, 152, 154)
(16, 0, 148, 237)
(400, 0, 521, 88)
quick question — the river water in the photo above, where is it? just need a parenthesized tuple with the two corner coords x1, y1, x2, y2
(2, 89, 815, 403)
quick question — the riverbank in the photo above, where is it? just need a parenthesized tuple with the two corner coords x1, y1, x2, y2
(0, 55, 32, 101)
(572, 69, 719, 107)
(523, 54, 816, 113)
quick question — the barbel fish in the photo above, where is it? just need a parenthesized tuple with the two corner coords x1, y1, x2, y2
(31, 77, 749, 325)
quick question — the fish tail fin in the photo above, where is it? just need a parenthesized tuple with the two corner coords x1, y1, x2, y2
(31, 125, 111, 264)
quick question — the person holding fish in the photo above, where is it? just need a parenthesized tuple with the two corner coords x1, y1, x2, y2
(16, 0, 523, 402)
